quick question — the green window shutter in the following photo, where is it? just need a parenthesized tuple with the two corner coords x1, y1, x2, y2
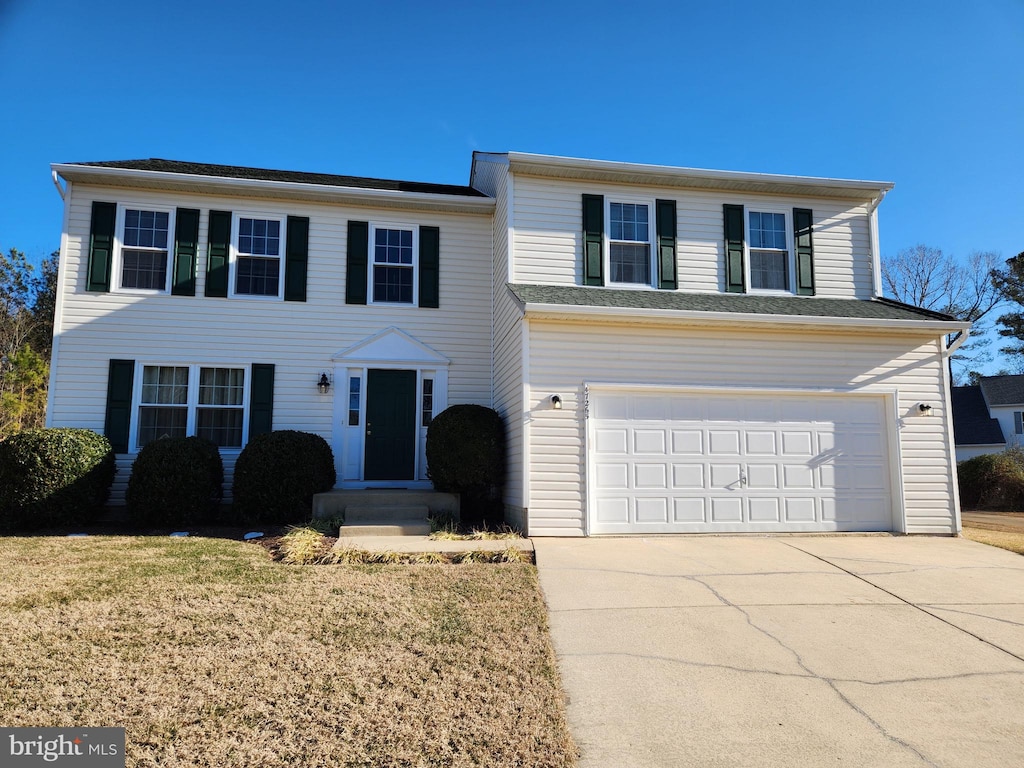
(104, 359, 135, 453)
(793, 208, 815, 296)
(346, 220, 368, 305)
(656, 199, 678, 290)
(205, 210, 231, 298)
(284, 215, 310, 302)
(87, 201, 116, 292)
(171, 208, 200, 296)
(582, 194, 604, 286)
(249, 363, 275, 439)
(723, 204, 746, 294)
(418, 225, 440, 308)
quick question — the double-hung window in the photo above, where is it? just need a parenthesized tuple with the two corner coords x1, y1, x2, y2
(747, 210, 790, 292)
(233, 215, 284, 298)
(608, 202, 652, 286)
(136, 364, 246, 450)
(1015, 412, 1024, 435)
(371, 225, 417, 304)
(116, 205, 174, 292)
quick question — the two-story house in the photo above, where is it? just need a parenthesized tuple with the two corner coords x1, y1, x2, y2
(47, 152, 967, 536)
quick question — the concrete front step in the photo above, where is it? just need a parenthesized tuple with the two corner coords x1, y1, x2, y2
(340, 520, 432, 537)
(313, 489, 459, 519)
(345, 504, 430, 524)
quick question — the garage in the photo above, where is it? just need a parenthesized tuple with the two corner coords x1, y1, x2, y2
(587, 388, 896, 534)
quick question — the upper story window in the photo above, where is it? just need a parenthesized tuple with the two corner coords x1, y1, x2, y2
(233, 216, 284, 298)
(1014, 411, 1023, 435)
(609, 202, 652, 286)
(747, 210, 790, 292)
(371, 225, 417, 304)
(115, 206, 174, 293)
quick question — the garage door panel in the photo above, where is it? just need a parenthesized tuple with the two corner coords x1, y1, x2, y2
(672, 464, 705, 488)
(674, 497, 706, 522)
(708, 430, 741, 455)
(749, 497, 781, 522)
(746, 431, 777, 454)
(635, 463, 668, 489)
(634, 429, 667, 454)
(589, 391, 893, 534)
(711, 497, 743, 522)
(595, 428, 628, 453)
(672, 429, 703, 454)
(595, 462, 629, 489)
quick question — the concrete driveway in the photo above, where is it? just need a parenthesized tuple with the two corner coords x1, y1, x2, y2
(534, 536, 1024, 768)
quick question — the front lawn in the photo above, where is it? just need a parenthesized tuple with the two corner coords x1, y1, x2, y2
(0, 536, 577, 767)
(963, 526, 1024, 555)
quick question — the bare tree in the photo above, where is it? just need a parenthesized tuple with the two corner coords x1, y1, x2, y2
(881, 245, 1004, 383)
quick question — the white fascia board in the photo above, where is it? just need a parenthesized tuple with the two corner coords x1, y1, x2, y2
(505, 152, 894, 200)
(521, 301, 970, 335)
(51, 164, 495, 215)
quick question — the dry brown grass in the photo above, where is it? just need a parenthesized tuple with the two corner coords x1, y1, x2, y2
(962, 526, 1024, 555)
(0, 536, 577, 767)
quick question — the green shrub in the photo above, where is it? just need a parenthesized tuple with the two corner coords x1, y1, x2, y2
(958, 447, 1024, 511)
(232, 431, 336, 523)
(0, 428, 115, 530)
(125, 436, 224, 527)
(426, 405, 506, 527)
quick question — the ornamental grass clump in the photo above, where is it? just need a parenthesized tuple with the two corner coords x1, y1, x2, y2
(0, 427, 115, 530)
(125, 436, 224, 527)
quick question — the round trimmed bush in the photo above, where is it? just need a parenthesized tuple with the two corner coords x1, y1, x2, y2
(426, 405, 505, 527)
(0, 428, 115, 530)
(232, 430, 336, 523)
(126, 436, 224, 527)
(958, 447, 1024, 511)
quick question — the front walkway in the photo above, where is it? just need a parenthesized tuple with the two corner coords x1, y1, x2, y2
(535, 536, 1024, 768)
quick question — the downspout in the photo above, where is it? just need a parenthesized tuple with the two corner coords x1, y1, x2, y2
(867, 188, 889, 298)
(51, 169, 66, 200)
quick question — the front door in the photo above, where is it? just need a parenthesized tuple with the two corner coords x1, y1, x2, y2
(364, 369, 417, 481)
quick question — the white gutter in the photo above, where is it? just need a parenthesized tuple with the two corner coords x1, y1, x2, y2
(51, 169, 66, 200)
(51, 164, 496, 213)
(522, 301, 969, 334)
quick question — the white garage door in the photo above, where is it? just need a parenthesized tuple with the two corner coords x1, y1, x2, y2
(588, 390, 893, 534)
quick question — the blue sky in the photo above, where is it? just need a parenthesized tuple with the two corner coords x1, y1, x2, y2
(1, 0, 1021, 273)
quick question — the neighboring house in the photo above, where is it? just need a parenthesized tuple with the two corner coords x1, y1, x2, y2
(952, 375, 1024, 461)
(47, 152, 968, 536)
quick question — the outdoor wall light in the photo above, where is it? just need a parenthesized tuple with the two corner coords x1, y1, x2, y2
(551, 394, 562, 410)
(317, 372, 332, 395)
(918, 403, 932, 415)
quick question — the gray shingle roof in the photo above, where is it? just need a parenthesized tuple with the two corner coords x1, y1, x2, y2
(69, 159, 486, 198)
(952, 386, 1006, 446)
(508, 284, 956, 322)
(979, 375, 1024, 407)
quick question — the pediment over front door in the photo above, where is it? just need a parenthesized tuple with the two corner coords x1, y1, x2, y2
(331, 327, 450, 367)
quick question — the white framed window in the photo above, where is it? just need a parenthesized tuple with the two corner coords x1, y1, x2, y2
(230, 213, 285, 299)
(114, 204, 175, 293)
(746, 208, 792, 292)
(1015, 411, 1023, 435)
(370, 223, 418, 304)
(421, 378, 434, 427)
(607, 200, 654, 286)
(134, 363, 248, 452)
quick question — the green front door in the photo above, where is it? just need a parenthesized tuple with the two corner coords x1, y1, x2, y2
(364, 369, 417, 481)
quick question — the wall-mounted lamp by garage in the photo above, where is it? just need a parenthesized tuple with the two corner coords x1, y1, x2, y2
(551, 394, 562, 410)
(317, 372, 332, 395)
(918, 403, 932, 415)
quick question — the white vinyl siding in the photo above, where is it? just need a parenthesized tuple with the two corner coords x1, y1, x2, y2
(510, 174, 874, 298)
(51, 183, 494, 503)
(524, 319, 955, 537)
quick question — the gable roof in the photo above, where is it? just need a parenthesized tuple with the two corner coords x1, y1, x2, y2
(952, 386, 1006, 446)
(67, 158, 486, 197)
(508, 284, 961, 328)
(979, 375, 1024, 407)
